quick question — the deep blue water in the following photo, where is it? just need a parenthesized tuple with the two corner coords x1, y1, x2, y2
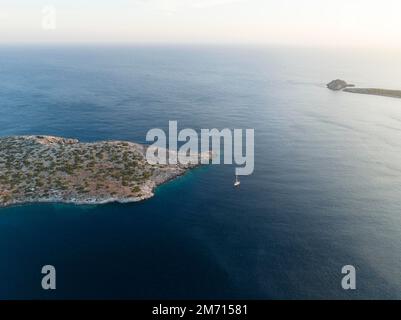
(1, 45, 401, 299)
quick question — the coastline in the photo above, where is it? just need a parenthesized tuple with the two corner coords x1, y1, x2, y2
(0, 170, 187, 209)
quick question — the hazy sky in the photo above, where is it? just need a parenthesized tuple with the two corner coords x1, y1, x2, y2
(1, 0, 401, 47)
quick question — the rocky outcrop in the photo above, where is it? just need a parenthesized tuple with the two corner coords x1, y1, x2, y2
(327, 79, 355, 91)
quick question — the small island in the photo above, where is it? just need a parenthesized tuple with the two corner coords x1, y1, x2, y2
(327, 79, 355, 91)
(0, 135, 208, 207)
(327, 79, 401, 99)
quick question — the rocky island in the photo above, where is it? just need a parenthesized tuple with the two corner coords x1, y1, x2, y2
(327, 79, 401, 99)
(0, 135, 208, 207)
(327, 79, 355, 91)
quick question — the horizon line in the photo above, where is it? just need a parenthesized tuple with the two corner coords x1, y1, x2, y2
(0, 41, 400, 51)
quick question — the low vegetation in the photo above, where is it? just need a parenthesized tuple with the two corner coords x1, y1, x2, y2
(0, 136, 189, 207)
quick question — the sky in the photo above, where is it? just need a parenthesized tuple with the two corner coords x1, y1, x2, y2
(1, 0, 401, 47)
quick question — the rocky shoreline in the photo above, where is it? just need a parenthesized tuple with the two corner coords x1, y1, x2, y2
(0, 136, 208, 208)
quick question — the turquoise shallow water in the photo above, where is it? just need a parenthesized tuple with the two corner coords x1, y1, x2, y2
(1, 46, 401, 299)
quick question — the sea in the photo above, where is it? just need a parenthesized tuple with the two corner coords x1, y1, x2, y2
(1, 45, 401, 299)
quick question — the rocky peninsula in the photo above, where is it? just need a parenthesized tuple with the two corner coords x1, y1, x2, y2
(327, 79, 401, 99)
(343, 88, 401, 99)
(0, 135, 209, 207)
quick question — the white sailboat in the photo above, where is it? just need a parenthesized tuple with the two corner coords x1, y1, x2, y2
(234, 175, 240, 187)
